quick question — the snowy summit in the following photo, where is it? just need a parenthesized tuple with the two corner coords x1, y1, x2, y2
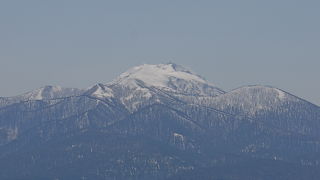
(110, 63, 225, 96)
(112, 63, 207, 87)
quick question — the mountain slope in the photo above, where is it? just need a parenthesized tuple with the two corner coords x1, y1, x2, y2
(86, 63, 224, 112)
(208, 85, 320, 137)
(0, 63, 319, 180)
(0, 85, 84, 108)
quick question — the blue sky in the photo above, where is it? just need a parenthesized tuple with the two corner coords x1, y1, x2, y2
(0, 0, 319, 105)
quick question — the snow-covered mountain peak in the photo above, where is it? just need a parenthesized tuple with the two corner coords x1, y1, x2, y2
(231, 85, 287, 100)
(207, 85, 299, 116)
(0, 86, 84, 108)
(29, 85, 63, 100)
(114, 63, 207, 86)
(14, 85, 83, 101)
(110, 63, 224, 96)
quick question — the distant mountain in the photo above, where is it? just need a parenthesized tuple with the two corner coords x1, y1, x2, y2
(110, 63, 224, 96)
(210, 86, 320, 137)
(0, 85, 83, 107)
(0, 63, 319, 180)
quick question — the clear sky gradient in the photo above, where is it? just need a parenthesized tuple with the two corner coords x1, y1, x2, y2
(0, 0, 319, 105)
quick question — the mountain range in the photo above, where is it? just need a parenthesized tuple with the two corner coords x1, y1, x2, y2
(0, 63, 319, 180)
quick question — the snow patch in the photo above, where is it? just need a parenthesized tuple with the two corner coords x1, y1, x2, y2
(173, 132, 184, 140)
(7, 127, 18, 141)
(34, 89, 43, 100)
(173, 132, 186, 150)
(275, 89, 286, 99)
(91, 85, 114, 98)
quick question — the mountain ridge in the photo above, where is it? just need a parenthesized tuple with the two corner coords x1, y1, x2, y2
(2, 63, 317, 108)
(0, 63, 319, 179)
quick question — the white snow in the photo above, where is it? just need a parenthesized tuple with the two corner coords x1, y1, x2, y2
(91, 85, 114, 98)
(107, 63, 225, 97)
(10, 86, 83, 101)
(29, 86, 63, 100)
(143, 91, 152, 98)
(275, 88, 286, 99)
(88, 63, 225, 112)
(230, 86, 287, 100)
(173, 132, 184, 140)
(32, 86, 63, 100)
(207, 85, 292, 116)
(112, 63, 209, 88)
(34, 89, 44, 100)
(7, 127, 18, 141)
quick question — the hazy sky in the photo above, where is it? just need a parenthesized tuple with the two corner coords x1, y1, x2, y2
(0, 0, 319, 105)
